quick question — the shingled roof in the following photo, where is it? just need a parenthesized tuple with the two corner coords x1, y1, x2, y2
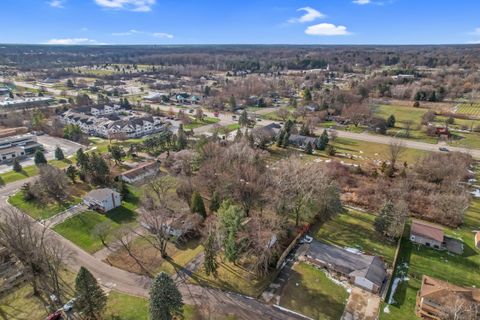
(411, 219, 445, 243)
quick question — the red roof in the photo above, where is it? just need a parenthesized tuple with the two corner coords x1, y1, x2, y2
(411, 220, 444, 243)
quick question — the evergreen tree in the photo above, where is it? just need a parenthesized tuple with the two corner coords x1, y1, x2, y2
(224, 232, 239, 263)
(12, 158, 22, 172)
(303, 88, 312, 102)
(190, 191, 206, 218)
(66, 165, 77, 183)
(74, 267, 107, 319)
(203, 232, 218, 277)
(276, 130, 285, 147)
(282, 132, 290, 148)
(387, 115, 396, 128)
(374, 202, 394, 236)
(54, 146, 65, 160)
(317, 130, 329, 150)
(238, 110, 249, 127)
(209, 191, 221, 213)
(234, 128, 243, 141)
(299, 124, 310, 136)
(149, 272, 183, 320)
(34, 150, 47, 166)
(108, 144, 124, 165)
(218, 201, 244, 264)
(177, 125, 188, 150)
(305, 141, 313, 154)
(229, 95, 237, 112)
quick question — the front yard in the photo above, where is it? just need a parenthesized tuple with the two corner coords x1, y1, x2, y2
(9, 192, 82, 220)
(279, 262, 349, 320)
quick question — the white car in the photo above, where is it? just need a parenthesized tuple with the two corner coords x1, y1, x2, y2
(300, 235, 313, 244)
(63, 298, 76, 312)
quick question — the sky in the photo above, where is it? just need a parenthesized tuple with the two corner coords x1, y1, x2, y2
(1, 0, 480, 45)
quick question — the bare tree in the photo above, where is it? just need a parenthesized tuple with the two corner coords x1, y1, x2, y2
(389, 139, 406, 171)
(113, 227, 153, 277)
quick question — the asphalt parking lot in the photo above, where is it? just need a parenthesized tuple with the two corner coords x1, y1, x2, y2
(0, 134, 83, 174)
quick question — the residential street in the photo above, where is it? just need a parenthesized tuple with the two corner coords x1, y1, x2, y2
(0, 179, 308, 320)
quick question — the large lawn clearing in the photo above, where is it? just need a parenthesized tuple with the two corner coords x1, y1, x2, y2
(380, 199, 480, 320)
(53, 204, 138, 253)
(0, 159, 71, 185)
(184, 117, 220, 130)
(279, 262, 349, 320)
(312, 209, 397, 265)
(9, 192, 82, 220)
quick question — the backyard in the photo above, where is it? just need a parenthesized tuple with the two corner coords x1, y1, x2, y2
(279, 262, 349, 320)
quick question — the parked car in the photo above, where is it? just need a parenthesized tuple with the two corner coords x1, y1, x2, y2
(300, 235, 313, 244)
(63, 298, 76, 312)
(188, 109, 194, 114)
(439, 147, 450, 152)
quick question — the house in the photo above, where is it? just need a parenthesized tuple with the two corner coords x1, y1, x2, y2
(119, 161, 160, 184)
(144, 92, 169, 102)
(416, 275, 480, 320)
(0, 87, 10, 96)
(410, 219, 464, 254)
(84, 188, 121, 213)
(0, 96, 54, 109)
(435, 127, 451, 139)
(475, 232, 480, 249)
(288, 134, 319, 150)
(301, 240, 387, 294)
(0, 133, 43, 164)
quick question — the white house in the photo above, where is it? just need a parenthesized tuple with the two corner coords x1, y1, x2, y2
(84, 188, 121, 213)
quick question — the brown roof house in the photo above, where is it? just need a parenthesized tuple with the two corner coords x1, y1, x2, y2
(416, 275, 480, 320)
(410, 220, 463, 255)
(120, 161, 160, 184)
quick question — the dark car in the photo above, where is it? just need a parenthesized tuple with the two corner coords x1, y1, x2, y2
(439, 147, 450, 152)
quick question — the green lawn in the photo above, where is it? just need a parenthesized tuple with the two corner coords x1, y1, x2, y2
(380, 199, 480, 319)
(0, 159, 71, 185)
(312, 209, 397, 265)
(184, 117, 220, 130)
(280, 262, 349, 320)
(53, 202, 138, 253)
(9, 192, 82, 220)
(190, 256, 274, 298)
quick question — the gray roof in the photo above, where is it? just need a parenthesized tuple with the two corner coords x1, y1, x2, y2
(306, 240, 386, 287)
(85, 188, 119, 201)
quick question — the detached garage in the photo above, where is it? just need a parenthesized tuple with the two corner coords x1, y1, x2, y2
(302, 240, 387, 294)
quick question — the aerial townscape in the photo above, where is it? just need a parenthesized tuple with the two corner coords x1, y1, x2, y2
(1, 1, 480, 320)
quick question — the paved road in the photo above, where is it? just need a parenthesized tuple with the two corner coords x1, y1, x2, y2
(321, 128, 480, 159)
(0, 182, 307, 319)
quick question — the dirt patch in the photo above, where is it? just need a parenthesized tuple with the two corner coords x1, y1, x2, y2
(342, 287, 380, 320)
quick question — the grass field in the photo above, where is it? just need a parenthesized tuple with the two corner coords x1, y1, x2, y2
(191, 256, 274, 298)
(279, 262, 349, 320)
(312, 209, 397, 265)
(380, 199, 480, 320)
(184, 117, 220, 130)
(54, 200, 139, 253)
(9, 192, 82, 220)
(456, 102, 480, 117)
(0, 159, 71, 185)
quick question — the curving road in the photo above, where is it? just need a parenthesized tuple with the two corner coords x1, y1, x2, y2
(0, 179, 307, 320)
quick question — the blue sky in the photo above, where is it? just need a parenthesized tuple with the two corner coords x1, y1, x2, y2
(1, 0, 480, 45)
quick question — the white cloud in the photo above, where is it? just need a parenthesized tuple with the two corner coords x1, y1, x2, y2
(48, 0, 65, 8)
(469, 28, 480, 36)
(468, 40, 480, 44)
(112, 30, 173, 39)
(94, 0, 156, 12)
(153, 32, 174, 39)
(305, 23, 351, 36)
(288, 7, 325, 24)
(46, 38, 106, 45)
(353, 0, 371, 5)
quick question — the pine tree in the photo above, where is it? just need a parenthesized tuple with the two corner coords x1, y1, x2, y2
(229, 95, 237, 112)
(374, 202, 394, 236)
(55, 146, 65, 160)
(190, 191, 206, 218)
(12, 158, 22, 172)
(74, 267, 107, 319)
(387, 115, 396, 128)
(149, 272, 183, 320)
(238, 110, 249, 127)
(34, 150, 47, 166)
(305, 142, 313, 154)
(276, 130, 285, 147)
(234, 128, 243, 142)
(209, 191, 221, 213)
(282, 132, 290, 148)
(66, 165, 77, 183)
(204, 232, 218, 277)
(177, 125, 188, 150)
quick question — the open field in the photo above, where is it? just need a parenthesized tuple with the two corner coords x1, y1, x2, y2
(9, 192, 82, 220)
(312, 208, 397, 265)
(53, 190, 140, 253)
(380, 199, 480, 320)
(279, 262, 349, 320)
(184, 117, 220, 130)
(0, 159, 71, 185)
(456, 102, 480, 117)
(191, 256, 274, 298)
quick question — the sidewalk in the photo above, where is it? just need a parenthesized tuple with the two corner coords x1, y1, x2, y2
(42, 203, 88, 228)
